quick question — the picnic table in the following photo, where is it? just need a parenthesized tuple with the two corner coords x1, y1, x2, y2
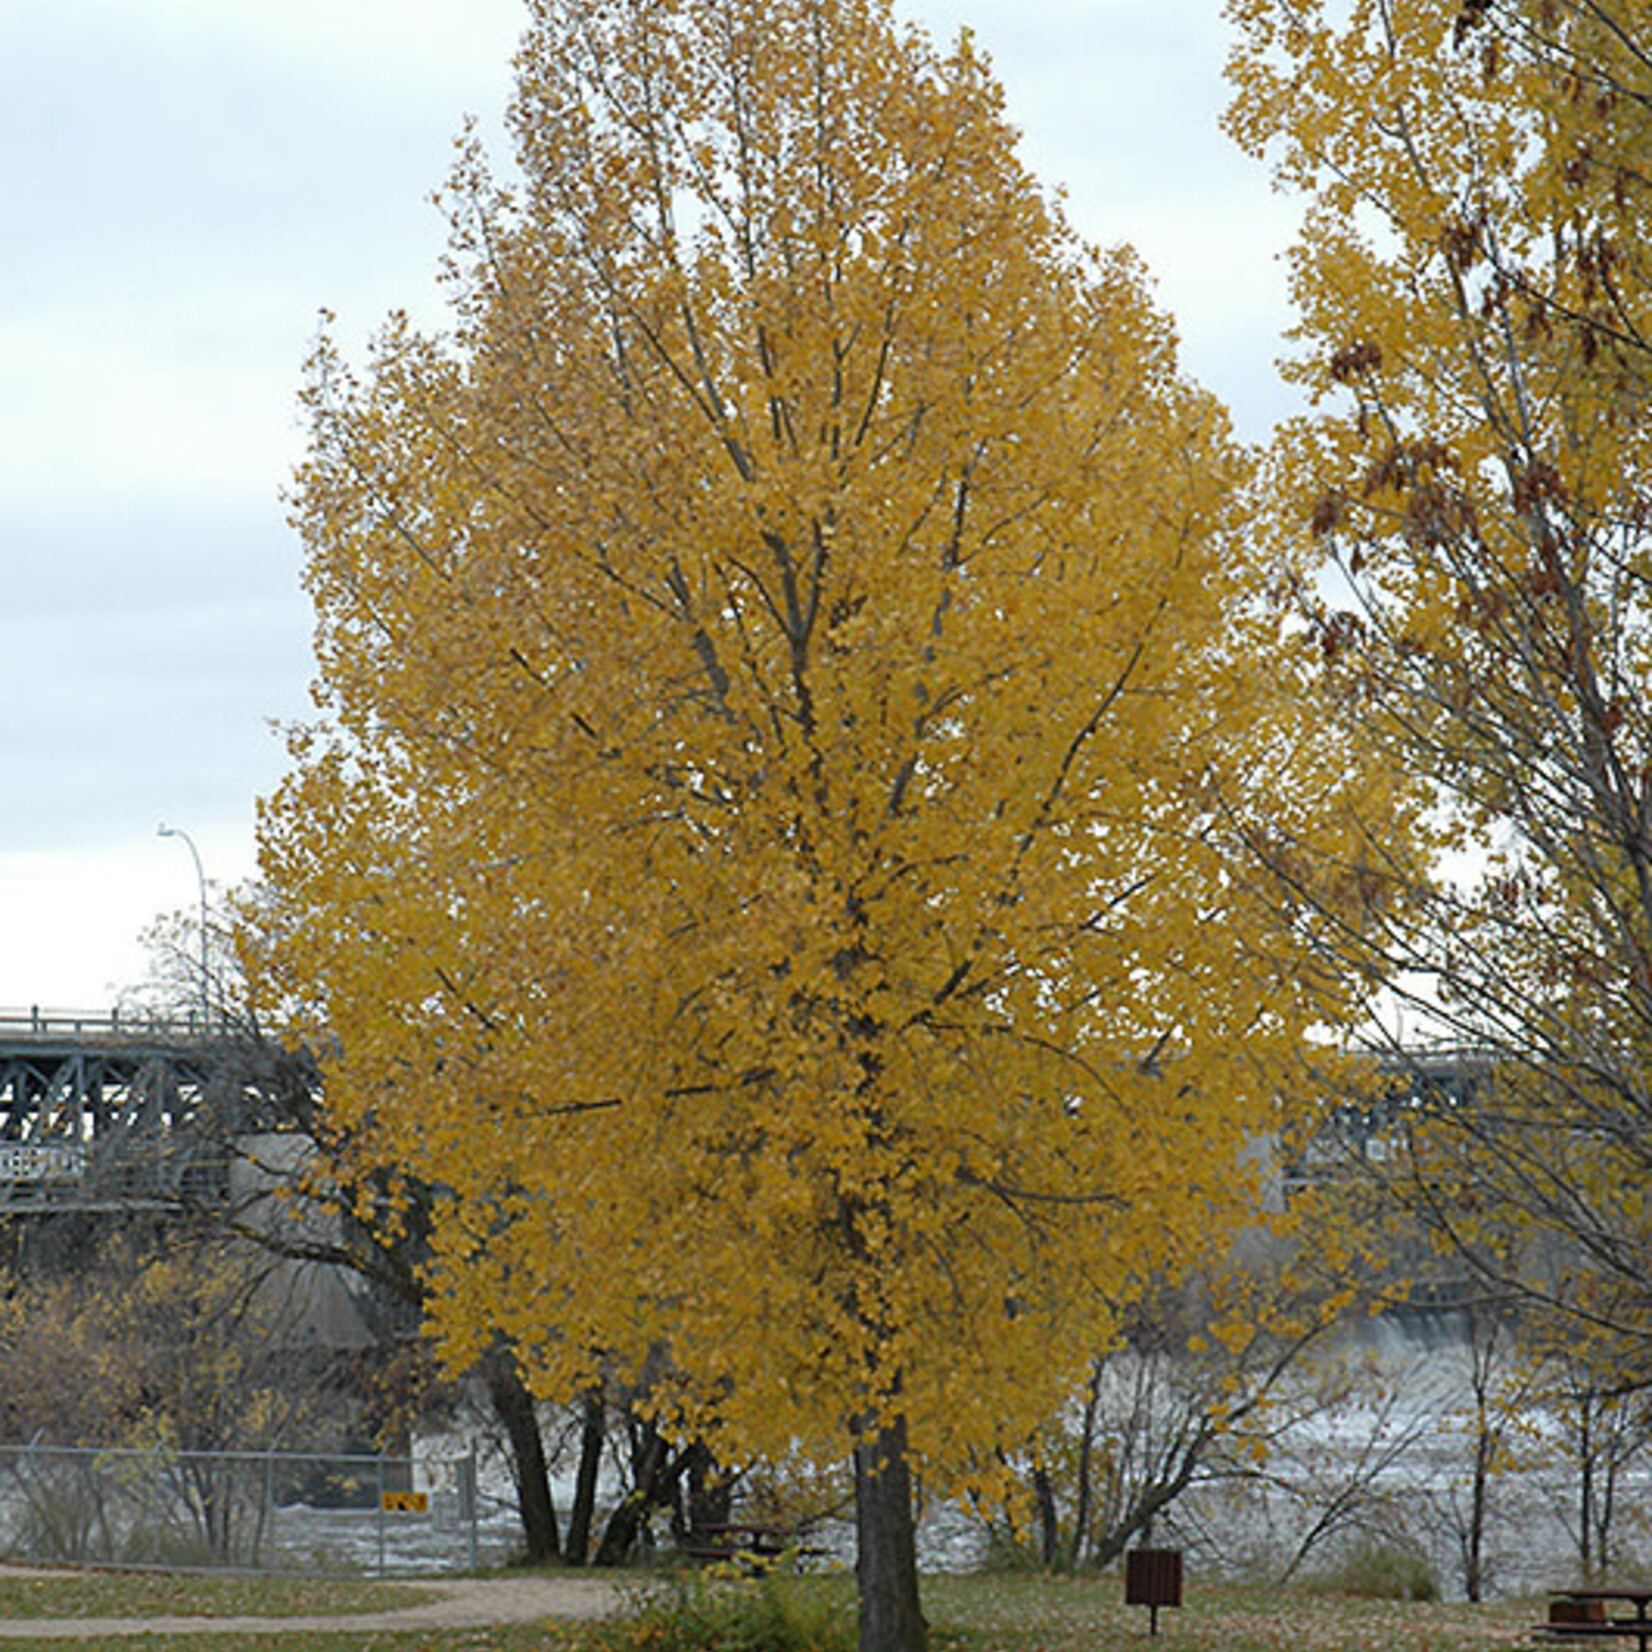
(678, 1521, 819, 1571)
(1536, 1588, 1652, 1651)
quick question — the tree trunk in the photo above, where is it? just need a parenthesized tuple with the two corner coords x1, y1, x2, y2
(1032, 1465, 1059, 1570)
(1464, 1425, 1491, 1603)
(684, 1440, 732, 1540)
(1580, 1396, 1596, 1578)
(564, 1388, 605, 1565)
(1070, 1360, 1103, 1570)
(595, 1417, 668, 1567)
(481, 1347, 560, 1564)
(854, 1416, 926, 1652)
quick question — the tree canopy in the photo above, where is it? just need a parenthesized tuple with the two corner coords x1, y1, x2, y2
(1227, 0, 1652, 1352)
(258, 1, 1385, 1644)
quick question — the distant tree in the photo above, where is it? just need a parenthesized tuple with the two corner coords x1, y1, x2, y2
(1227, 0, 1652, 1354)
(0, 1229, 332, 1558)
(1427, 1288, 1543, 1602)
(260, 1, 1393, 1646)
(1533, 1324, 1652, 1578)
(119, 900, 235, 1032)
(991, 1182, 1395, 1576)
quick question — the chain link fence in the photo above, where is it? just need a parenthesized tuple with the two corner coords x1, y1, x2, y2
(0, 1443, 492, 1575)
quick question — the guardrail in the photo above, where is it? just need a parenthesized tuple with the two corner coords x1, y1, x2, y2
(0, 1008, 222, 1040)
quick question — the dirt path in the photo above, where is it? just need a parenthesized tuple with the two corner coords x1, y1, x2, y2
(0, 1574, 626, 1639)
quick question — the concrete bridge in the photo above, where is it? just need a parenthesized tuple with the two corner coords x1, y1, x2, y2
(0, 1008, 317, 1213)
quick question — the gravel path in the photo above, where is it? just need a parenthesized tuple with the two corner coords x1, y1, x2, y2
(0, 1573, 625, 1639)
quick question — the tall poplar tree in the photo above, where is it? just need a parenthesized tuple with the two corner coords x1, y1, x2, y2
(260, 1, 1381, 1644)
(1227, 0, 1652, 1349)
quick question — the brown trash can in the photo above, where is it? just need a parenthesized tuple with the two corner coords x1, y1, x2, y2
(1125, 1548, 1184, 1635)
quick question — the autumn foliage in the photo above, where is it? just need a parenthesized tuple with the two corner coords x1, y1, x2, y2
(1227, 0, 1652, 1351)
(258, 1, 1384, 1644)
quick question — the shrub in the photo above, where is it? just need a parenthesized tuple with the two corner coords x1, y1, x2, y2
(1308, 1540, 1439, 1602)
(584, 1573, 855, 1652)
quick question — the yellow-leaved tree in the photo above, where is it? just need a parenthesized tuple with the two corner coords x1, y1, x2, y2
(257, 1, 1387, 1644)
(1226, 0, 1652, 1360)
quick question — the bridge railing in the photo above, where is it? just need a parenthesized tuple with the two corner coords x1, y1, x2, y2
(0, 1008, 223, 1041)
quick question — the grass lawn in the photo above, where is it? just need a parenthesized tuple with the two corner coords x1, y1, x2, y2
(0, 1568, 1539, 1652)
(0, 1635, 564, 1652)
(0, 1571, 429, 1619)
(924, 1574, 1532, 1652)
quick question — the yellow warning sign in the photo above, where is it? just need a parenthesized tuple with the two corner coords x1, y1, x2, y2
(381, 1491, 429, 1514)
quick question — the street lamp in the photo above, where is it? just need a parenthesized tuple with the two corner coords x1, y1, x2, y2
(157, 823, 211, 1029)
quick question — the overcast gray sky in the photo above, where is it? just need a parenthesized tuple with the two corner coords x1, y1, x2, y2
(1, 0, 1299, 1010)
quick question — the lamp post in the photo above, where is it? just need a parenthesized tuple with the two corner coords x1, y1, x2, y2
(157, 823, 211, 1029)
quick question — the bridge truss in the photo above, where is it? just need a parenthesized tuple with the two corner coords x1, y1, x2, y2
(0, 1010, 317, 1213)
